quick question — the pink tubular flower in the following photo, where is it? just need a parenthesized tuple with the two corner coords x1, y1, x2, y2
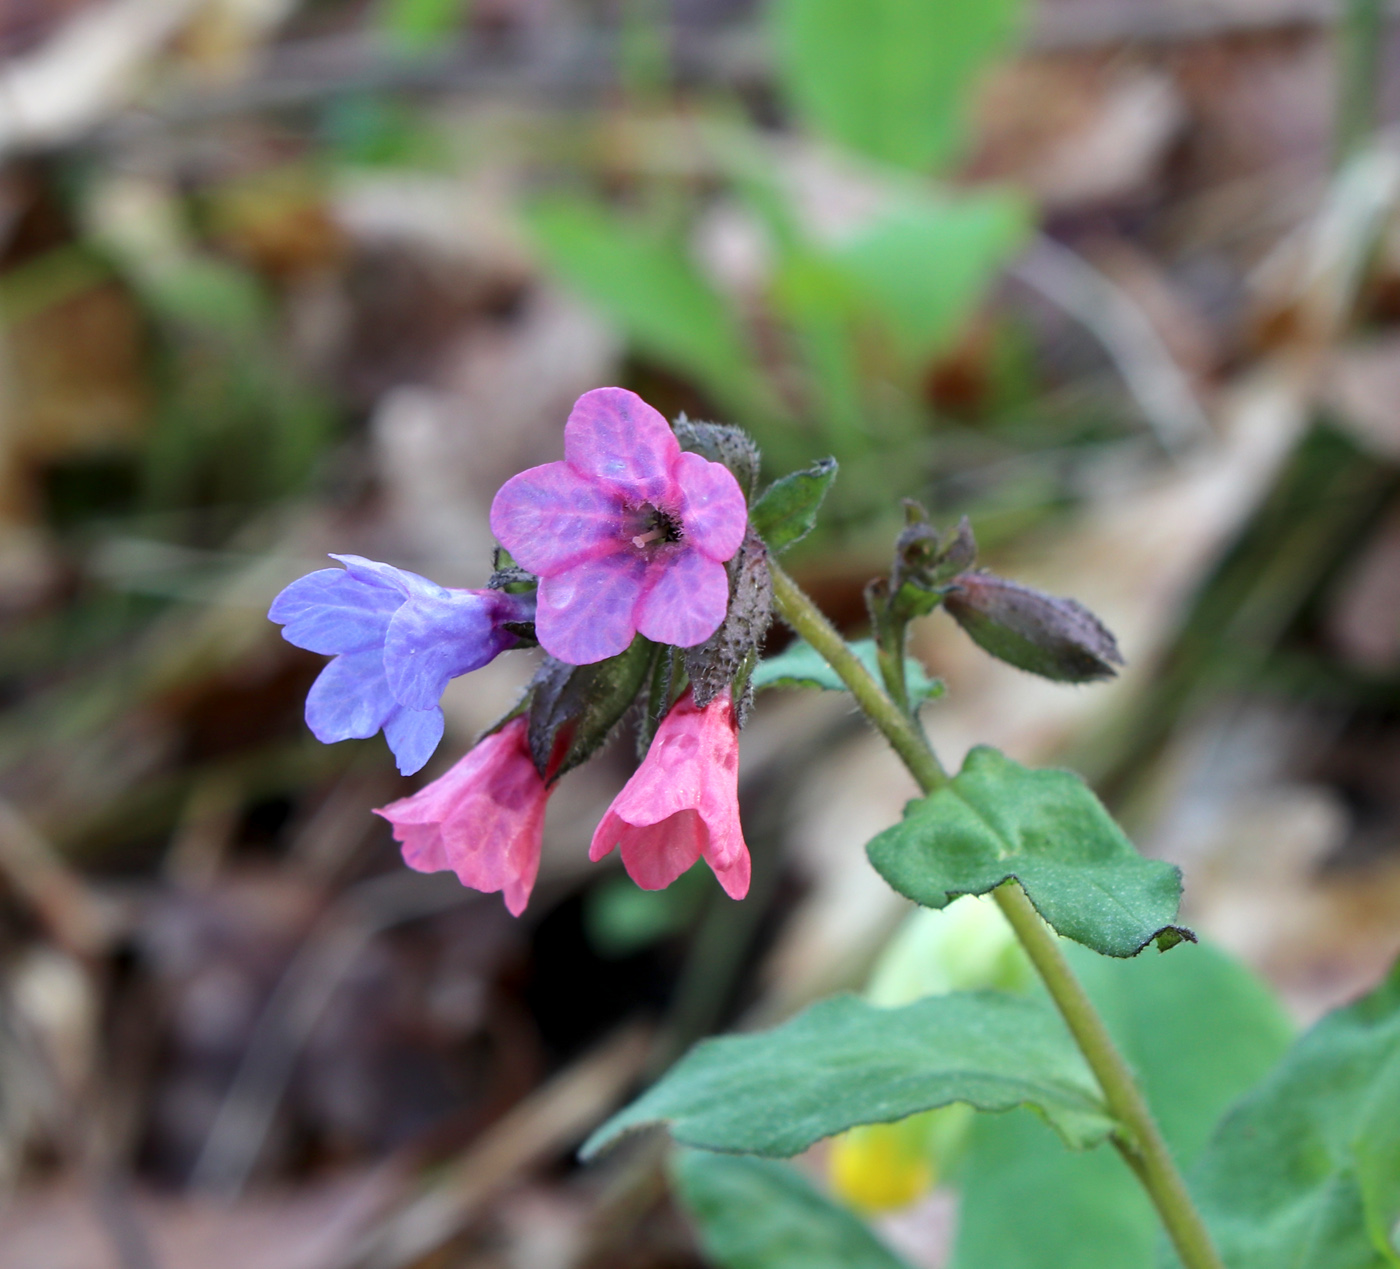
(375, 718, 548, 916)
(489, 387, 747, 665)
(589, 688, 751, 899)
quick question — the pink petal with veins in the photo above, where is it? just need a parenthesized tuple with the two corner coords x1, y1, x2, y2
(536, 551, 649, 664)
(635, 547, 730, 648)
(490, 461, 624, 576)
(589, 689, 749, 898)
(376, 719, 548, 916)
(674, 451, 747, 562)
(564, 387, 679, 502)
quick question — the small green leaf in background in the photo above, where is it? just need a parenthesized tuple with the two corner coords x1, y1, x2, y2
(524, 197, 774, 423)
(953, 940, 1294, 1269)
(834, 191, 1030, 367)
(867, 746, 1191, 958)
(584, 862, 709, 958)
(750, 457, 839, 552)
(752, 636, 944, 707)
(378, 0, 471, 53)
(581, 990, 1113, 1160)
(770, 0, 1025, 171)
(1181, 956, 1400, 1269)
(673, 1149, 914, 1269)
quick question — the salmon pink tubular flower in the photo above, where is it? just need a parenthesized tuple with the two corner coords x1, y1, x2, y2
(489, 387, 747, 665)
(589, 688, 751, 899)
(269, 554, 531, 776)
(375, 718, 549, 916)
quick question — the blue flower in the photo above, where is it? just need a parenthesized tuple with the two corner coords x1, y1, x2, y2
(269, 555, 532, 775)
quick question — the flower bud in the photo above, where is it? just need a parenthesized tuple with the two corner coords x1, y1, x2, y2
(944, 572, 1124, 683)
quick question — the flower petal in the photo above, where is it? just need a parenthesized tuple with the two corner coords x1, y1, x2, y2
(489, 462, 624, 576)
(634, 548, 730, 648)
(303, 650, 397, 742)
(377, 721, 548, 916)
(592, 808, 707, 891)
(703, 823, 751, 899)
(675, 451, 747, 562)
(389, 821, 449, 874)
(563, 387, 679, 502)
(536, 552, 647, 664)
(330, 554, 444, 600)
(384, 590, 516, 712)
(589, 688, 750, 897)
(381, 704, 446, 776)
(269, 567, 401, 655)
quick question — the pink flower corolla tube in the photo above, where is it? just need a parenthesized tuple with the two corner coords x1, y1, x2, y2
(589, 688, 751, 899)
(269, 554, 531, 776)
(375, 717, 549, 916)
(489, 387, 747, 665)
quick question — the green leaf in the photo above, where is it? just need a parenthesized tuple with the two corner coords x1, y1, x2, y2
(378, 0, 471, 51)
(752, 637, 943, 707)
(834, 192, 1030, 366)
(672, 1149, 914, 1269)
(867, 747, 1190, 957)
(953, 940, 1294, 1269)
(525, 197, 773, 421)
(582, 991, 1113, 1161)
(1180, 957, 1400, 1269)
(770, 0, 1025, 171)
(750, 458, 838, 552)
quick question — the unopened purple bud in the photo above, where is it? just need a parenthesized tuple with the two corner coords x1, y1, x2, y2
(944, 572, 1124, 683)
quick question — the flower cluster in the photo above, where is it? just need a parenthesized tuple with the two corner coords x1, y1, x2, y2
(270, 387, 756, 914)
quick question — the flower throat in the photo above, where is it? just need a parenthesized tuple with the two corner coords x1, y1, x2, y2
(631, 503, 684, 549)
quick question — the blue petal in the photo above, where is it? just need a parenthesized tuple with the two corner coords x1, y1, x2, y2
(382, 705, 446, 776)
(270, 568, 401, 655)
(331, 554, 446, 601)
(304, 649, 397, 742)
(383, 590, 515, 712)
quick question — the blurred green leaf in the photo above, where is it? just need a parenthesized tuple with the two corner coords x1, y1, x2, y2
(753, 637, 943, 707)
(525, 197, 774, 421)
(1180, 956, 1400, 1269)
(378, 0, 471, 52)
(834, 192, 1030, 366)
(152, 259, 267, 340)
(770, 0, 1025, 170)
(582, 991, 1113, 1160)
(953, 940, 1294, 1269)
(585, 863, 709, 957)
(867, 747, 1190, 957)
(750, 457, 838, 551)
(672, 1149, 914, 1269)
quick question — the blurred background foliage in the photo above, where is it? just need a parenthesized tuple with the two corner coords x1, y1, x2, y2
(0, 0, 1398, 1266)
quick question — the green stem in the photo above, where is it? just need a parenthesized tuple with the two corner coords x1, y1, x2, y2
(993, 883, 1226, 1269)
(768, 560, 947, 791)
(767, 558, 1225, 1269)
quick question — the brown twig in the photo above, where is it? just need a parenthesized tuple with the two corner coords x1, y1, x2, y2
(0, 798, 109, 958)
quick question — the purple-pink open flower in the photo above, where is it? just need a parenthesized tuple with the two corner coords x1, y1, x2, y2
(489, 387, 747, 665)
(269, 554, 531, 776)
(589, 687, 751, 899)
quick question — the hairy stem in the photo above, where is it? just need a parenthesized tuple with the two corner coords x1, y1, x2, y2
(768, 561, 947, 791)
(767, 558, 1225, 1269)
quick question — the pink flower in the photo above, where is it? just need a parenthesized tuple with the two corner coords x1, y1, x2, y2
(375, 718, 549, 916)
(589, 689, 751, 899)
(489, 387, 747, 665)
